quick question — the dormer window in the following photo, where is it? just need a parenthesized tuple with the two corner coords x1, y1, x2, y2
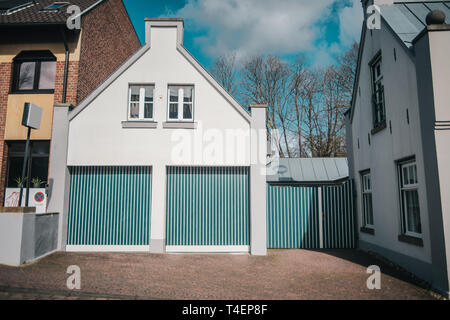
(41, 2, 69, 11)
(11, 50, 57, 93)
(167, 85, 194, 121)
(128, 85, 154, 120)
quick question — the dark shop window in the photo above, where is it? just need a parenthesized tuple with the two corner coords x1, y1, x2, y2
(5, 141, 50, 188)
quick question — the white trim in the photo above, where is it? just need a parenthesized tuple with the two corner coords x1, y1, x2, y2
(165, 245, 250, 253)
(66, 245, 150, 252)
(167, 85, 194, 122)
(318, 187, 323, 249)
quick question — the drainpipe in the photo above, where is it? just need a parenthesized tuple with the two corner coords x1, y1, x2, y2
(60, 27, 69, 103)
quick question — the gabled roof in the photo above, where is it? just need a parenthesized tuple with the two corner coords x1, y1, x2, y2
(348, 0, 450, 122)
(70, 19, 252, 123)
(0, 0, 104, 25)
(267, 158, 349, 185)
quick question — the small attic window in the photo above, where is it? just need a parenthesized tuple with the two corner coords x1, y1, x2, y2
(41, 2, 69, 11)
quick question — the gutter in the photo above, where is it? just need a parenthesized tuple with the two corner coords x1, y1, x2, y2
(59, 27, 69, 103)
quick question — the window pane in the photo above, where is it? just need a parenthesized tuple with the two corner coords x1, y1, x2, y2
(130, 86, 140, 101)
(38, 61, 56, 90)
(183, 104, 192, 119)
(403, 167, 408, 186)
(169, 87, 179, 102)
(183, 87, 193, 102)
(129, 103, 139, 119)
(18, 62, 36, 90)
(144, 86, 153, 102)
(30, 157, 49, 187)
(6, 157, 24, 188)
(405, 190, 421, 234)
(144, 103, 153, 119)
(169, 103, 178, 119)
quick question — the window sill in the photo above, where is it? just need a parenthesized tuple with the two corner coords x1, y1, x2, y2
(163, 121, 197, 129)
(9, 89, 55, 95)
(398, 234, 423, 247)
(360, 227, 375, 235)
(371, 121, 387, 135)
(121, 121, 158, 129)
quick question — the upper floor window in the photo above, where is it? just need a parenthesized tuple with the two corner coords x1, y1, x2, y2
(128, 85, 154, 120)
(398, 159, 422, 238)
(168, 85, 194, 121)
(370, 53, 385, 129)
(361, 171, 374, 228)
(11, 50, 57, 93)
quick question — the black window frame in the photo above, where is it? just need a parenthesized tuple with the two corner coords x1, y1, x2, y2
(369, 51, 386, 132)
(10, 50, 57, 94)
(4, 140, 50, 190)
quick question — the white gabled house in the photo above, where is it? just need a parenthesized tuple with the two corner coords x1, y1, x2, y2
(47, 19, 268, 255)
(346, 0, 450, 296)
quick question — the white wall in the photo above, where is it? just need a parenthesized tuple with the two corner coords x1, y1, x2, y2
(68, 26, 251, 166)
(351, 23, 431, 264)
(66, 24, 253, 252)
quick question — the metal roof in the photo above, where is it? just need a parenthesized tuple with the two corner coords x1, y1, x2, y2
(381, 1, 450, 48)
(267, 158, 349, 185)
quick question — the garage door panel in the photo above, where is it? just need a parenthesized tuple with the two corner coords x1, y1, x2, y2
(267, 185, 320, 249)
(166, 167, 249, 247)
(67, 166, 152, 246)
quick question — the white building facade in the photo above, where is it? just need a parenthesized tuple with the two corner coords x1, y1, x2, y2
(47, 19, 268, 256)
(347, 0, 450, 296)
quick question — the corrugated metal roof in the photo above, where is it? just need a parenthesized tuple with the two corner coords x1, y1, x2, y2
(381, 1, 450, 48)
(267, 158, 349, 185)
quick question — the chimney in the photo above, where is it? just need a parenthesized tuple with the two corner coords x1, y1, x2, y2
(144, 18, 184, 47)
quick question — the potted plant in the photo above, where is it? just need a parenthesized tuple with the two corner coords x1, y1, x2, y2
(31, 177, 45, 189)
(14, 177, 26, 188)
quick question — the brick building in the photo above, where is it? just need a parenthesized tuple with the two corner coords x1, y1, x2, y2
(0, 0, 140, 206)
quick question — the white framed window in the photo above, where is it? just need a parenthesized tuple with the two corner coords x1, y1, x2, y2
(167, 85, 194, 121)
(370, 53, 386, 128)
(128, 85, 154, 120)
(361, 171, 374, 228)
(398, 160, 422, 238)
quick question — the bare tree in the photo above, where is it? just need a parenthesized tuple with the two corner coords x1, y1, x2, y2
(210, 42, 359, 158)
(210, 53, 238, 97)
(241, 55, 293, 157)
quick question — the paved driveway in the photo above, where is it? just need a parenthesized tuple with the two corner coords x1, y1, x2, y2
(0, 249, 438, 300)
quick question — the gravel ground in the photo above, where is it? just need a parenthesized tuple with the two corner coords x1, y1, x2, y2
(0, 249, 439, 300)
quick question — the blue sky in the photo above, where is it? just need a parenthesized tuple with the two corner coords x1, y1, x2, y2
(123, 0, 363, 68)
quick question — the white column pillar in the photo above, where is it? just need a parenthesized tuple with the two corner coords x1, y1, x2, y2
(47, 103, 71, 250)
(250, 104, 267, 256)
(149, 163, 166, 253)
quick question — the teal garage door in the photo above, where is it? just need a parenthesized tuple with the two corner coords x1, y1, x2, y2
(67, 166, 152, 246)
(166, 167, 249, 248)
(267, 181, 356, 249)
(267, 185, 320, 248)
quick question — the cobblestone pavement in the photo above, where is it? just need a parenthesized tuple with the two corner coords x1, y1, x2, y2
(0, 249, 440, 300)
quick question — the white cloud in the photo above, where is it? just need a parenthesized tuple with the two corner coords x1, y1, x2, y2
(169, 0, 363, 64)
(172, 0, 335, 60)
(338, 0, 364, 47)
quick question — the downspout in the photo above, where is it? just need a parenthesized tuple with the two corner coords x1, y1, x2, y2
(60, 27, 69, 103)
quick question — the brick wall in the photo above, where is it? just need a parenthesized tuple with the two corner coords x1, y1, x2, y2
(0, 62, 12, 202)
(54, 61, 79, 105)
(76, 0, 141, 103)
